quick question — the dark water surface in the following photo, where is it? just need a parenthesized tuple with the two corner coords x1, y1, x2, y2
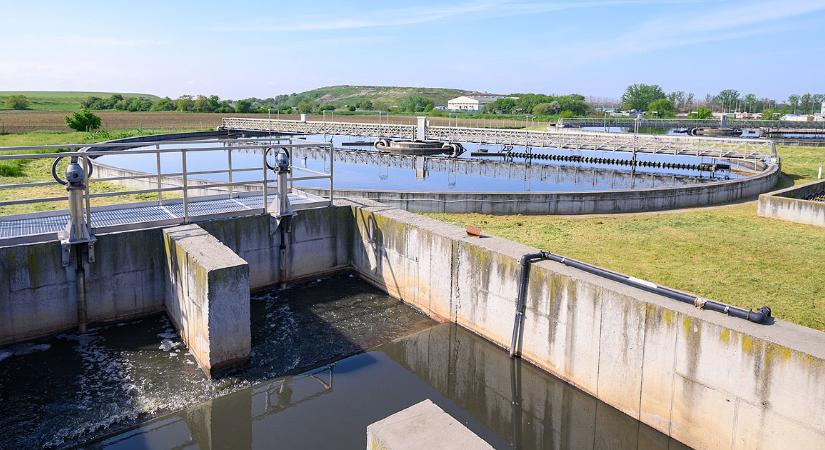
(0, 274, 434, 448)
(89, 324, 689, 450)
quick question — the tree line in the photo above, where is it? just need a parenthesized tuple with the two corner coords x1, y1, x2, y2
(621, 84, 824, 119)
(482, 94, 589, 117)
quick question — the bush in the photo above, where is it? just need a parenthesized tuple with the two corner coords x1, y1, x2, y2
(65, 109, 102, 131)
(4, 95, 30, 110)
(691, 106, 713, 119)
(647, 98, 675, 118)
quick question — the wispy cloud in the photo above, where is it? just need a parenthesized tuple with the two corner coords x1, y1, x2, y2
(212, 0, 696, 33)
(551, 0, 825, 65)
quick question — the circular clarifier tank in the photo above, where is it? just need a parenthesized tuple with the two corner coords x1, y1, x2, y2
(92, 131, 779, 214)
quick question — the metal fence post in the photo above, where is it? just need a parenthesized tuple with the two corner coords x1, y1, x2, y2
(155, 144, 163, 205)
(328, 141, 334, 206)
(181, 149, 189, 222)
(227, 146, 234, 198)
(263, 147, 268, 213)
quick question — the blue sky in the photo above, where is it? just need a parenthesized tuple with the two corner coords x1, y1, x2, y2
(1, 0, 823, 100)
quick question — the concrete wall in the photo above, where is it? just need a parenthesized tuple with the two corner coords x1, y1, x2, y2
(0, 227, 166, 345)
(163, 224, 250, 376)
(347, 199, 825, 450)
(306, 164, 778, 214)
(758, 179, 825, 227)
(0, 206, 351, 344)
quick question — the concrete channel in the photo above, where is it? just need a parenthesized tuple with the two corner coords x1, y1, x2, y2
(1, 198, 824, 449)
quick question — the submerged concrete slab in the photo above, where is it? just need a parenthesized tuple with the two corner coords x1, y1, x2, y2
(366, 399, 493, 450)
(163, 224, 250, 377)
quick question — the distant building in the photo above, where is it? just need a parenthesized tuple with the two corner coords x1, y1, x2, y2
(821, 101, 825, 115)
(433, 105, 447, 111)
(447, 95, 503, 112)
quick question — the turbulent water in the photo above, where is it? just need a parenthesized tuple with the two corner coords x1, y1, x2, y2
(0, 273, 435, 448)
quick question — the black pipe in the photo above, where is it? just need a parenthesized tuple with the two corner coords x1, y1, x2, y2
(538, 250, 772, 325)
(510, 252, 550, 357)
(510, 249, 771, 358)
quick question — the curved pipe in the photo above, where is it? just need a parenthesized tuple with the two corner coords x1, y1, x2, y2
(510, 252, 550, 357)
(510, 250, 772, 358)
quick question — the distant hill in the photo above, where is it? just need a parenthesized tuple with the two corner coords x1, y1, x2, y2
(282, 85, 498, 109)
(0, 91, 160, 111)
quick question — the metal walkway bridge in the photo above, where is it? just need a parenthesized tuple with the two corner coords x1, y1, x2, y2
(220, 118, 776, 160)
(556, 116, 825, 131)
(0, 139, 333, 246)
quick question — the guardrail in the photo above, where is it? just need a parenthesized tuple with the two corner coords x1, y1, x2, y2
(0, 138, 334, 243)
(220, 118, 776, 160)
(557, 117, 825, 130)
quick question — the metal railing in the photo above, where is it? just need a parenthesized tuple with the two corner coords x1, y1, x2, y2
(220, 117, 777, 160)
(0, 138, 334, 241)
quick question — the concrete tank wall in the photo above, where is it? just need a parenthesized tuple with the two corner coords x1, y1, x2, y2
(0, 206, 352, 344)
(758, 179, 825, 227)
(305, 164, 778, 214)
(346, 199, 825, 450)
(0, 227, 167, 345)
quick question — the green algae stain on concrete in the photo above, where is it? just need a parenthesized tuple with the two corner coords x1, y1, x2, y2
(720, 327, 730, 345)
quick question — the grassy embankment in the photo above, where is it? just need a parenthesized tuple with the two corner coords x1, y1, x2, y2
(0, 129, 204, 215)
(427, 146, 825, 331)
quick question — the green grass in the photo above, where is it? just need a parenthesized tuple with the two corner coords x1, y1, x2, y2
(426, 146, 825, 331)
(0, 91, 159, 112)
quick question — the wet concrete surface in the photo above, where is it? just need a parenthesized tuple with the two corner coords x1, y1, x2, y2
(0, 273, 435, 448)
(89, 324, 691, 450)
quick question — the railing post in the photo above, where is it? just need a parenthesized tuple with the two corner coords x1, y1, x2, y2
(83, 156, 93, 238)
(262, 147, 268, 214)
(155, 144, 163, 205)
(181, 149, 189, 222)
(328, 141, 334, 206)
(227, 145, 234, 198)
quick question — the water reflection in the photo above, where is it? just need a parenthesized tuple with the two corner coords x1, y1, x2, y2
(93, 324, 689, 450)
(96, 134, 740, 194)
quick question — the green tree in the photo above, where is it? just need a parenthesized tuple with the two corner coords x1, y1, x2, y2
(760, 108, 781, 120)
(532, 102, 561, 116)
(401, 96, 433, 112)
(647, 98, 675, 118)
(65, 109, 102, 131)
(621, 84, 666, 111)
(692, 106, 713, 119)
(713, 89, 740, 112)
(193, 95, 210, 112)
(3, 95, 30, 110)
(175, 95, 194, 112)
(235, 100, 253, 113)
(151, 97, 175, 111)
(357, 99, 373, 110)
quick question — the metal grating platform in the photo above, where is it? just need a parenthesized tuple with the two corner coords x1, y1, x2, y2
(0, 192, 328, 245)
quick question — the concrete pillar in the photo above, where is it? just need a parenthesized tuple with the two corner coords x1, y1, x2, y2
(163, 224, 250, 377)
(416, 116, 428, 141)
(367, 400, 493, 449)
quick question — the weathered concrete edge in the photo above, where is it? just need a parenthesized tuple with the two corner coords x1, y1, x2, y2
(758, 179, 825, 227)
(307, 163, 779, 215)
(340, 197, 825, 360)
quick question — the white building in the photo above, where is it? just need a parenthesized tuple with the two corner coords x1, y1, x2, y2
(447, 95, 502, 112)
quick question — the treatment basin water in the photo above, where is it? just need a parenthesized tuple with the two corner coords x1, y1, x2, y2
(89, 324, 690, 450)
(0, 273, 434, 448)
(95, 134, 745, 193)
